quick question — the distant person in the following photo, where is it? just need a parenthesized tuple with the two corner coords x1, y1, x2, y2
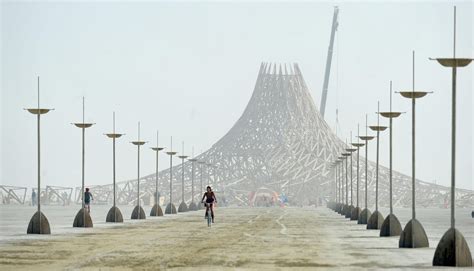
(31, 190, 37, 206)
(201, 186, 217, 223)
(62, 192, 68, 206)
(84, 188, 93, 213)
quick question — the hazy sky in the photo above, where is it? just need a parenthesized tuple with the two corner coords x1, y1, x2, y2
(1, 1, 472, 191)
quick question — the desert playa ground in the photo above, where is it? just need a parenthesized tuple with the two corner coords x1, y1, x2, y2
(0, 206, 473, 270)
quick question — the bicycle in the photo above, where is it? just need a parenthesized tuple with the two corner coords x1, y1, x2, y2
(204, 202, 213, 227)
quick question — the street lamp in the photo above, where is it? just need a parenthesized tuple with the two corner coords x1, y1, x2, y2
(333, 160, 341, 212)
(26, 76, 53, 234)
(178, 142, 189, 212)
(357, 114, 375, 225)
(351, 124, 365, 221)
(105, 112, 124, 222)
(431, 6, 472, 267)
(188, 147, 198, 211)
(329, 161, 338, 211)
(367, 102, 387, 230)
(398, 51, 431, 248)
(342, 150, 352, 218)
(337, 156, 346, 215)
(380, 81, 403, 236)
(130, 122, 147, 220)
(332, 162, 337, 210)
(165, 137, 177, 214)
(72, 97, 95, 228)
(345, 134, 357, 219)
(150, 131, 164, 217)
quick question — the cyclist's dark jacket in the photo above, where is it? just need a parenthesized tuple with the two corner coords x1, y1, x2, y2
(202, 192, 216, 203)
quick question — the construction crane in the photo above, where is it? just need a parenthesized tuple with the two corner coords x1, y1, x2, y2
(320, 6, 339, 118)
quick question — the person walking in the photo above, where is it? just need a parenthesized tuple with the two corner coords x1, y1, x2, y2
(31, 190, 37, 206)
(84, 188, 94, 213)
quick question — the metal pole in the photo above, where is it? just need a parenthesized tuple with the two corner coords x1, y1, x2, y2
(389, 84, 393, 215)
(334, 163, 337, 202)
(320, 6, 339, 118)
(37, 102, 41, 230)
(412, 51, 416, 222)
(336, 163, 339, 203)
(137, 123, 141, 211)
(337, 161, 339, 203)
(357, 124, 360, 208)
(338, 162, 341, 203)
(37, 115, 41, 214)
(412, 51, 416, 249)
(181, 158, 185, 203)
(81, 111, 85, 225)
(340, 160, 343, 205)
(26, 76, 53, 233)
(339, 160, 342, 205)
(179, 142, 188, 204)
(375, 102, 380, 212)
(105, 112, 123, 222)
(156, 132, 159, 207)
(365, 115, 369, 210)
(345, 152, 348, 205)
(113, 136, 116, 207)
(191, 161, 195, 202)
(350, 133, 353, 206)
(450, 7, 456, 229)
(169, 138, 173, 206)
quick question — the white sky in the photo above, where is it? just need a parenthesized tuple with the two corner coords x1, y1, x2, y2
(1, 1, 472, 190)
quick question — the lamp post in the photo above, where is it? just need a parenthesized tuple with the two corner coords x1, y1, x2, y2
(105, 112, 124, 222)
(329, 161, 338, 211)
(26, 76, 53, 234)
(337, 156, 345, 215)
(188, 147, 198, 211)
(367, 102, 387, 230)
(431, 6, 472, 266)
(331, 161, 337, 211)
(398, 51, 430, 248)
(357, 115, 374, 225)
(331, 162, 336, 210)
(130, 122, 147, 220)
(72, 97, 95, 228)
(178, 142, 189, 212)
(150, 131, 164, 217)
(351, 124, 365, 221)
(342, 150, 352, 218)
(165, 137, 178, 214)
(345, 135, 357, 219)
(380, 81, 403, 236)
(334, 160, 340, 212)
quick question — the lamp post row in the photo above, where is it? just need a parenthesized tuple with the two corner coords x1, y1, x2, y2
(25, 86, 212, 232)
(328, 7, 472, 266)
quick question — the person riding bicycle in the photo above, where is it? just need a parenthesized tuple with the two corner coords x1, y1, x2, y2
(201, 186, 216, 223)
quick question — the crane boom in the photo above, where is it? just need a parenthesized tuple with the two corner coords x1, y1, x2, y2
(319, 6, 339, 118)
